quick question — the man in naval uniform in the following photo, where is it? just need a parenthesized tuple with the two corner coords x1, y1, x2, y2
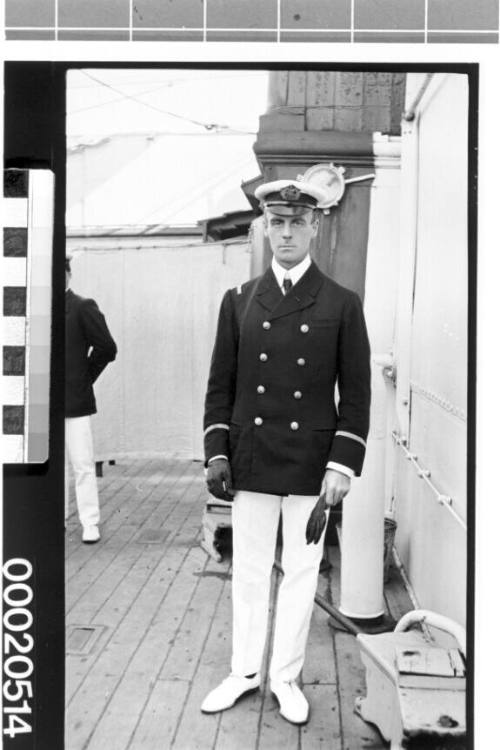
(201, 179, 371, 725)
(65, 256, 117, 543)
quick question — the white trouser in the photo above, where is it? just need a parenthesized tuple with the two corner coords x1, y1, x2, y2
(230, 490, 327, 683)
(65, 415, 100, 528)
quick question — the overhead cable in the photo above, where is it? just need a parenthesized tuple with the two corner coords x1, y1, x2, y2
(68, 80, 181, 115)
(80, 70, 248, 133)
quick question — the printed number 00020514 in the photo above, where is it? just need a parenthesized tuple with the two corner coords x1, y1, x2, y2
(2, 559, 34, 739)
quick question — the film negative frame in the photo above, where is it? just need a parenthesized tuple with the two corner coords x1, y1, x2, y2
(2, 58, 481, 749)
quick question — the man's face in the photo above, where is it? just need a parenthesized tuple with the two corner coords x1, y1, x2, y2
(264, 206, 319, 269)
(65, 269, 71, 290)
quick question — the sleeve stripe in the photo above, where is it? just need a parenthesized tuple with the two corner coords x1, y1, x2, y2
(335, 430, 367, 449)
(204, 423, 230, 436)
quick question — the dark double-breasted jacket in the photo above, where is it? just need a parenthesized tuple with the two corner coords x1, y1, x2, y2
(65, 289, 117, 418)
(203, 261, 371, 496)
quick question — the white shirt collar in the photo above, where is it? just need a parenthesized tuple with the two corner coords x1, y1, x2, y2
(271, 254, 312, 290)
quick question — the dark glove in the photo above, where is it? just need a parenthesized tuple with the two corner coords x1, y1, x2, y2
(206, 458, 235, 502)
(305, 494, 327, 545)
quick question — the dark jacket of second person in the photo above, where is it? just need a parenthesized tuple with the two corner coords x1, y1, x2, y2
(65, 288, 117, 418)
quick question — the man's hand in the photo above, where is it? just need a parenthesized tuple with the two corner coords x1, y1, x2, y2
(206, 458, 235, 502)
(321, 468, 351, 507)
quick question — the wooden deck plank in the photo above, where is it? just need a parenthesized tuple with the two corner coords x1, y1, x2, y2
(65, 463, 140, 532)
(126, 549, 217, 749)
(127, 679, 191, 750)
(171, 567, 233, 750)
(68, 462, 206, 747)
(65, 457, 159, 559)
(334, 632, 387, 750)
(257, 691, 300, 750)
(96, 457, 161, 508)
(66, 461, 201, 569)
(65, 456, 145, 522)
(85, 547, 214, 750)
(383, 568, 414, 623)
(159, 563, 231, 683)
(66, 511, 206, 746)
(301, 684, 342, 749)
(215, 688, 264, 750)
(94, 458, 188, 532)
(66, 523, 141, 608)
(157, 484, 206, 535)
(67, 539, 143, 625)
(67, 490, 199, 622)
(66, 458, 413, 750)
(90, 543, 167, 629)
(104, 460, 193, 532)
(66, 542, 169, 712)
(66, 476, 139, 560)
(302, 569, 337, 686)
(66, 462, 202, 607)
(96, 459, 162, 519)
(326, 545, 342, 607)
(81, 502, 201, 630)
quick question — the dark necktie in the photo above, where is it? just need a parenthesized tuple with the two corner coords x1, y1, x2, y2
(283, 276, 292, 294)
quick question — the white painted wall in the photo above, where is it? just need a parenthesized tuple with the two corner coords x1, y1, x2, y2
(393, 74, 469, 626)
(68, 240, 251, 461)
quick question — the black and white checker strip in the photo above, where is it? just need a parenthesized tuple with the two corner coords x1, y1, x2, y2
(2, 169, 54, 463)
(3, 170, 29, 462)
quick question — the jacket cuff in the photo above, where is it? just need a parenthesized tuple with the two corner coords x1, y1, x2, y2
(326, 461, 355, 479)
(329, 431, 367, 476)
(204, 424, 230, 467)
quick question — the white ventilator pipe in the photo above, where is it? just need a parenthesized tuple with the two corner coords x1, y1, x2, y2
(339, 136, 401, 619)
(339, 357, 388, 618)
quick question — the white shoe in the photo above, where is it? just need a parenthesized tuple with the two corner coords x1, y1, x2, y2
(270, 680, 309, 725)
(82, 525, 100, 544)
(201, 673, 260, 713)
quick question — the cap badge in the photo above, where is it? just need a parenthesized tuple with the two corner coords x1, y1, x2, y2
(280, 184, 301, 201)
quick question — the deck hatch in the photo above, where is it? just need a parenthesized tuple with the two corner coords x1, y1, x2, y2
(66, 624, 106, 655)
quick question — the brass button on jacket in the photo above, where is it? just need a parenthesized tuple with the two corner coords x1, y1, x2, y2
(254, 417, 263, 426)
(290, 421, 299, 431)
(262, 321, 271, 330)
(257, 385, 266, 394)
(294, 391, 302, 399)
(260, 353, 268, 362)
(297, 357, 305, 366)
(300, 324, 309, 333)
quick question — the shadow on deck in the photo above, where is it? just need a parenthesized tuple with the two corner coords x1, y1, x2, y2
(65, 456, 412, 750)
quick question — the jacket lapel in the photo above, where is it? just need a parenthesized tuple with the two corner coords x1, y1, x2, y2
(254, 267, 284, 312)
(268, 262, 324, 320)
